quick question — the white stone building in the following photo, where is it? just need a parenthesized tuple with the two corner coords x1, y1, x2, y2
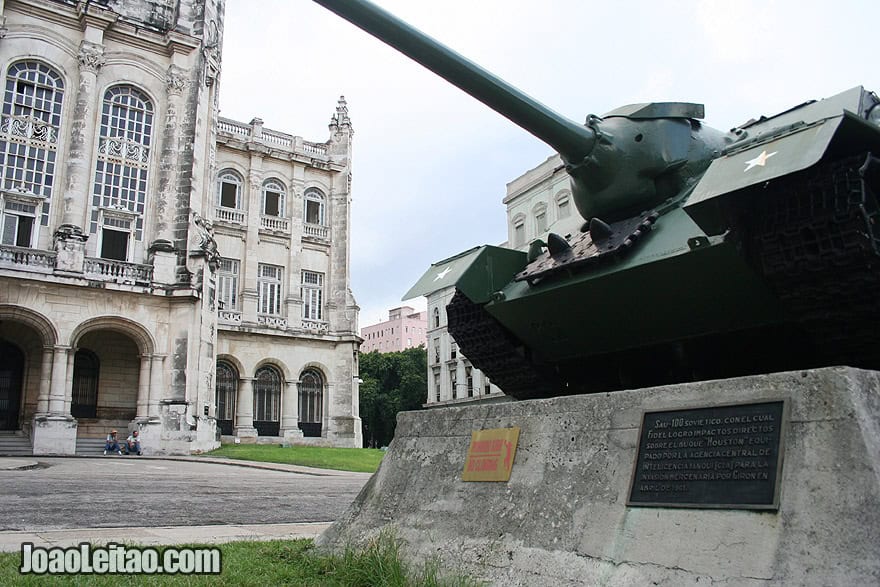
(0, 0, 361, 454)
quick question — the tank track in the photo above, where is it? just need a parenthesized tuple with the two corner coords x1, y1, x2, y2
(753, 152, 880, 367)
(446, 290, 559, 400)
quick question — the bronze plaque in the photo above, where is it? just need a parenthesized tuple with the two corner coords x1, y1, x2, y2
(628, 400, 786, 509)
(462, 427, 520, 482)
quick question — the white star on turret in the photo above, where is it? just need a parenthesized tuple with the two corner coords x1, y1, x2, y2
(743, 150, 777, 172)
(434, 266, 452, 281)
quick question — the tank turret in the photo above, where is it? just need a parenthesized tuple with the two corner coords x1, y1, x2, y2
(315, 0, 880, 399)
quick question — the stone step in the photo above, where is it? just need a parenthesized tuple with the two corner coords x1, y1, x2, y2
(0, 434, 32, 456)
(76, 438, 109, 456)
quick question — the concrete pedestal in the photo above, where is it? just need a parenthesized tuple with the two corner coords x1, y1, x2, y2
(317, 367, 880, 586)
(31, 415, 78, 455)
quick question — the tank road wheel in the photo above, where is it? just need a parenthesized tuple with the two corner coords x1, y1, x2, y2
(752, 152, 880, 367)
(446, 290, 560, 400)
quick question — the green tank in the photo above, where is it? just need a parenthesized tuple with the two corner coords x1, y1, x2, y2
(313, 0, 880, 399)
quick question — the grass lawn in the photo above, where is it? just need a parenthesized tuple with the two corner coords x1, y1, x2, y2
(203, 444, 385, 473)
(0, 536, 479, 586)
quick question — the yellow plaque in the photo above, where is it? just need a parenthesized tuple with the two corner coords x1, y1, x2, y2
(462, 427, 520, 482)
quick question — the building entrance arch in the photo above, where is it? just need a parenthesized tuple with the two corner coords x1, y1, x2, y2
(0, 341, 24, 430)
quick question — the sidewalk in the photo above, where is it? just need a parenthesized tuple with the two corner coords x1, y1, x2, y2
(0, 455, 366, 553)
(0, 522, 331, 553)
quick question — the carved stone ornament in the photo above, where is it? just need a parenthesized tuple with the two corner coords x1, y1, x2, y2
(166, 65, 188, 95)
(77, 41, 105, 73)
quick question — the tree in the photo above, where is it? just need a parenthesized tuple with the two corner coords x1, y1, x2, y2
(359, 347, 427, 447)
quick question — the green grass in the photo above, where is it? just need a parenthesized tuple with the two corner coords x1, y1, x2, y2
(0, 535, 479, 586)
(203, 444, 385, 473)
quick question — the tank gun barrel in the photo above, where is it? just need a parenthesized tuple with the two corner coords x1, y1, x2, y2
(311, 0, 597, 164)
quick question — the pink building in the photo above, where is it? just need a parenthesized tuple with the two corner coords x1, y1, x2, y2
(360, 306, 427, 353)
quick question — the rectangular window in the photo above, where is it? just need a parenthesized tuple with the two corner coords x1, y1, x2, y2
(450, 342, 457, 360)
(218, 258, 240, 310)
(264, 190, 281, 216)
(433, 338, 440, 364)
(558, 198, 570, 218)
(100, 228, 128, 261)
(305, 199, 322, 224)
(257, 264, 282, 315)
(536, 211, 547, 233)
(466, 367, 473, 397)
(434, 370, 440, 402)
(514, 223, 525, 248)
(450, 369, 457, 399)
(301, 270, 324, 320)
(1, 201, 36, 247)
(220, 181, 238, 208)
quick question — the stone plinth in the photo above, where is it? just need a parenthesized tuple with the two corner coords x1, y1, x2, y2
(31, 415, 77, 455)
(317, 367, 880, 586)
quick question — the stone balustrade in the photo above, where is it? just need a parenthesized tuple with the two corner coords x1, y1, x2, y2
(302, 319, 330, 334)
(214, 206, 246, 225)
(258, 315, 288, 329)
(0, 245, 56, 273)
(303, 223, 329, 240)
(260, 215, 290, 233)
(83, 257, 152, 284)
(219, 310, 242, 324)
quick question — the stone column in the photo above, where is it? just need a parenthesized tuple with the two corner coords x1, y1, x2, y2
(36, 346, 53, 414)
(48, 346, 70, 415)
(54, 40, 104, 271)
(148, 355, 164, 419)
(33, 345, 77, 455)
(136, 355, 151, 419)
(149, 65, 190, 285)
(281, 378, 303, 442)
(234, 377, 256, 439)
(64, 349, 75, 414)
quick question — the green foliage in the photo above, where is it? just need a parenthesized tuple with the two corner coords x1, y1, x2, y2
(0, 535, 481, 586)
(205, 444, 385, 473)
(359, 347, 427, 447)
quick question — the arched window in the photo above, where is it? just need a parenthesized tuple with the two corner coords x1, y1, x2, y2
(253, 365, 281, 436)
(298, 368, 324, 437)
(0, 61, 64, 247)
(215, 361, 238, 435)
(304, 188, 325, 225)
(71, 349, 99, 418)
(216, 170, 242, 209)
(90, 86, 154, 260)
(262, 179, 285, 217)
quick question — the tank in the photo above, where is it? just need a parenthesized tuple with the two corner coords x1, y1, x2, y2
(313, 0, 880, 399)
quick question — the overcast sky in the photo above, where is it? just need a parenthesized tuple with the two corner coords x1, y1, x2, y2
(218, 0, 879, 327)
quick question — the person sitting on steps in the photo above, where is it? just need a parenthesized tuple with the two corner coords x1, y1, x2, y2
(103, 430, 122, 455)
(125, 430, 142, 455)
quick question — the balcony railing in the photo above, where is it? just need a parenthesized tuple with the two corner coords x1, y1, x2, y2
(303, 223, 329, 240)
(260, 216, 290, 233)
(0, 245, 56, 273)
(218, 310, 242, 324)
(262, 128, 293, 148)
(84, 257, 153, 284)
(258, 315, 288, 329)
(302, 319, 329, 334)
(214, 207, 246, 225)
(302, 141, 328, 156)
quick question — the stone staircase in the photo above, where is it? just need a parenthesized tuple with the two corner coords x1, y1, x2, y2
(0, 431, 32, 456)
(76, 437, 110, 456)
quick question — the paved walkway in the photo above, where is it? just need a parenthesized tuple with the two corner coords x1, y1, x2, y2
(0, 455, 366, 552)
